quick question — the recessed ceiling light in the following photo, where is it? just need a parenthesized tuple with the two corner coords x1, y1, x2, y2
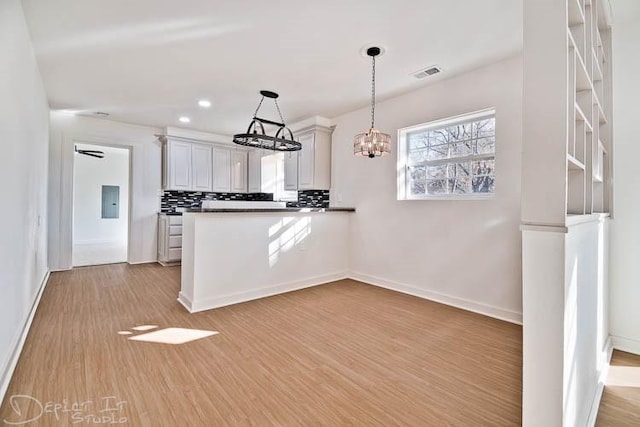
(179, 116, 191, 123)
(198, 99, 211, 108)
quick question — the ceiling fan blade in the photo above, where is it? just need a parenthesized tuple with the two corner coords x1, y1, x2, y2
(76, 149, 105, 159)
(82, 152, 104, 159)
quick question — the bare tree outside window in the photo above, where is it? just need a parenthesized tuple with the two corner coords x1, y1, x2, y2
(400, 110, 496, 198)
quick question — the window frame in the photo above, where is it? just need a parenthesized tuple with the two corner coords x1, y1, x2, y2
(397, 108, 496, 201)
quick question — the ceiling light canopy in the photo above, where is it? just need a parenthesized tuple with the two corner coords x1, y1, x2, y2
(353, 47, 391, 159)
(232, 90, 301, 152)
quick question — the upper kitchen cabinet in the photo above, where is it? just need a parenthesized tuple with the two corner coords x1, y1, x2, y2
(231, 150, 248, 193)
(294, 124, 333, 190)
(283, 151, 298, 191)
(212, 148, 232, 192)
(248, 150, 263, 193)
(191, 144, 213, 192)
(163, 139, 212, 192)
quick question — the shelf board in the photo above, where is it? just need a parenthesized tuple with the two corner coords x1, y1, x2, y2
(598, 139, 608, 155)
(574, 102, 593, 131)
(568, 154, 586, 171)
(595, 97, 607, 124)
(592, 48, 603, 82)
(569, 0, 585, 26)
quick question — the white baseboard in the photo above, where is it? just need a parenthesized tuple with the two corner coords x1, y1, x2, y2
(611, 335, 640, 355)
(587, 336, 614, 427)
(0, 270, 50, 406)
(348, 271, 523, 325)
(184, 271, 349, 313)
(177, 292, 194, 313)
(73, 239, 126, 245)
(126, 260, 158, 265)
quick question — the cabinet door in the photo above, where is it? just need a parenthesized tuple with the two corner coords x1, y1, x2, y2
(191, 144, 213, 192)
(168, 141, 192, 190)
(248, 150, 262, 193)
(212, 148, 231, 192)
(231, 151, 248, 193)
(283, 151, 299, 191)
(297, 133, 315, 190)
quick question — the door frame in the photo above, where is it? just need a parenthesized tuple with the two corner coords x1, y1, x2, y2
(68, 138, 133, 267)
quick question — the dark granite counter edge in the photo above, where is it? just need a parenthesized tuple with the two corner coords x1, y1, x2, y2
(183, 207, 355, 213)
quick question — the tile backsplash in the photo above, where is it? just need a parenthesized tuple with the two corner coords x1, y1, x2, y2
(286, 190, 330, 208)
(161, 189, 331, 213)
(160, 191, 274, 213)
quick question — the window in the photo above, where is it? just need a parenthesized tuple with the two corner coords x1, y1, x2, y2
(260, 153, 297, 201)
(397, 109, 496, 199)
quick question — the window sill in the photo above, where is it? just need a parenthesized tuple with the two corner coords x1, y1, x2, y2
(399, 194, 495, 201)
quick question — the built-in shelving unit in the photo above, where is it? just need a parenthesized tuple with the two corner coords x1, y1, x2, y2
(566, 0, 612, 215)
(522, 1, 614, 424)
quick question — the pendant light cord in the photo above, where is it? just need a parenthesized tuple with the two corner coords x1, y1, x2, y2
(253, 96, 265, 118)
(252, 95, 287, 125)
(370, 54, 376, 129)
(274, 99, 286, 124)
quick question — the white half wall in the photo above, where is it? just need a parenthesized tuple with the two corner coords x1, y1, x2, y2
(0, 0, 50, 402)
(331, 55, 523, 322)
(73, 144, 129, 244)
(49, 114, 162, 269)
(180, 212, 350, 312)
(610, 0, 640, 353)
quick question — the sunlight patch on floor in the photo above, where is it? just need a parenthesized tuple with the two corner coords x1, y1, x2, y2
(127, 328, 219, 345)
(606, 366, 640, 388)
(131, 325, 158, 331)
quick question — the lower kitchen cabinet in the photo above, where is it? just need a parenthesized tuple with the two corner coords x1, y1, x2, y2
(158, 214, 182, 265)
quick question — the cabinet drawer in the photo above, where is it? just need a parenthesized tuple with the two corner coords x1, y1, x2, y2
(168, 235, 182, 248)
(167, 248, 182, 261)
(169, 216, 183, 226)
(169, 225, 182, 236)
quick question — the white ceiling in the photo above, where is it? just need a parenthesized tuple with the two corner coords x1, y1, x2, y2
(22, 0, 522, 136)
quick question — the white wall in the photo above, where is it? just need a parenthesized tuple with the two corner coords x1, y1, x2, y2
(0, 0, 50, 401)
(331, 55, 523, 322)
(610, 0, 640, 353)
(73, 144, 129, 244)
(49, 113, 162, 269)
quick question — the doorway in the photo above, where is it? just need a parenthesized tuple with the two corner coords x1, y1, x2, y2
(72, 143, 130, 266)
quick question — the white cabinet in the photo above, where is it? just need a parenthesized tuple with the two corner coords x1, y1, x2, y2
(248, 150, 262, 193)
(297, 133, 315, 189)
(167, 140, 192, 190)
(231, 151, 248, 193)
(158, 214, 182, 265)
(162, 137, 251, 194)
(294, 125, 333, 190)
(164, 140, 213, 192)
(212, 148, 232, 192)
(191, 144, 213, 192)
(283, 151, 299, 191)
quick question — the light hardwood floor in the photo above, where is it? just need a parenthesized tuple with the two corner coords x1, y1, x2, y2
(597, 350, 640, 426)
(0, 263, 522, 426)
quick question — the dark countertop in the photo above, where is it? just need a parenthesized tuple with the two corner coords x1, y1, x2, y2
(184, 207, 355, 213)
(158, 211, 184, 216)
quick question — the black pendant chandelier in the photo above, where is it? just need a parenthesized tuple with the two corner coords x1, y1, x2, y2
(233, 90, 301, 152)
(353, 47, 391, 158)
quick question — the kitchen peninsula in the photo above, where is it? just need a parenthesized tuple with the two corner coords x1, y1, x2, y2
(178, 207, 355, 313)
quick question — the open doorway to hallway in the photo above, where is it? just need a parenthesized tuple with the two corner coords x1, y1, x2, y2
(72, 143, 130, 266)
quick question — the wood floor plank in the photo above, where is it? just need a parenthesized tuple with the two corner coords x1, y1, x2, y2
(597, 350, 640, 426)
(1, 263, 523, 426)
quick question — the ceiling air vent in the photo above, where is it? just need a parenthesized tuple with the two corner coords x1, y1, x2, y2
(412, 66, 442, 79)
